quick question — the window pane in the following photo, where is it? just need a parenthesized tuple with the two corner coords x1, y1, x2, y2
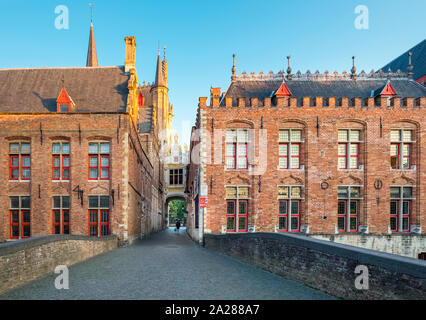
(390, 201, 398, 215)
(290, 201, 299, 214)
(9, 143, 19, 154)
(290, 157, 299, 169)
(100, 143, 110, 154)
(350, 217, 357, 231)
(291, 187, 301, 198)
(63, 211, 70, 222)
(350, 144, 358, 156)
(279, 130, 289, 142)
(390, 156, 398, 169)
(90, 169, 98, 179)
(62, 196, 70, 209)
(63, 225, 70, 235)
(350, 201, 357, 214)
(89, 143, 99, 154)
(338, 144, 346, 156)
(11, 157, 19, 167)
(290, 130, 301, 142)
(338, 157, 346, 169)
(390, 217, 397, 231)
(10, 197, 19, 209)
(338, 217, 345, 230)
(21, 197, 30, 209)
(403, 187, 412, 199)
(53, 196, 61, 209)
(53, 169, 60, 179)
(290, 217, 299, 230)
(62, 143, 70, 154)
(52, 143, 61, 154)
(279, 144, 288, 156)
(22, 169, 31, 179)
(278, 216, 287, 230)
(89, 196, 99, 209)
(402, 157, 410, 169)
(290, 144, 299, 156)
(238, 201, 247, 215)
(238, 217, 247, 231)
(338, 187, 349, 199)
(226, 217, 235, 230)
(101, 157, 109, 167)
(237, 130, 248, 143)
(350, 157, 358, 169)
(390, 187, 400, 199)
(278, 186, 289, 199)
(11, 211, 19, 223)
(350, 130, 360, 142)
(350, 187, 361, 198)
(390, 130, 400, 142)
(101, 169, 109, 179)
(90, 156, 98, 167)
(402, 201, 409, 215)
(100, 196, 109, 208)
(279, 201, 287, 214)
(22, 211, 30, 223)
(63, 157, 70, 167)
(22, 225, 31, 237)
(390, 145, 398, 156)
(402, 218, 409, 231)
(226, 130, 236, 143)
(101, 210, 109, 223)
(237, 144, 247, 156)
(226, 187, 237, 198)
(238, 157, 247, 169)
(226, 144, 235, 156)
(226, 201, 235, 214)
(238, 187, 249, 199)
(21, 143, 31, 154)
(22, 157, 31, 167)
(54, 157, 60, 167)
(402, 130, 412, 142)
(279, 157, 287, 168)
(338, 130, 348, 142)
(338, 201, 346, 215)
(11, 169, 19, 179)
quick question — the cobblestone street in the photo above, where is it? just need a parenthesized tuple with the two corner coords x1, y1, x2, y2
(0, 228, 333, 300)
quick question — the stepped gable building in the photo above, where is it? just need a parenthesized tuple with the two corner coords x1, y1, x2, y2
(379, 38, 426, 87)
(0, 21, 163, 245)
(187, 54, 426, 258)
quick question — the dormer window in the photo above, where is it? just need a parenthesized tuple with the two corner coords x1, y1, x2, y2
(56, 80, 75, 113)
(60, 104, 70, 112)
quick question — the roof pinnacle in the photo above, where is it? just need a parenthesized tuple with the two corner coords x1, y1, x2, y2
(407, 51, 414, 79)
(286, 56, 292, 80)
(231, 54, 237, 81)
(351, 56, 357, 80)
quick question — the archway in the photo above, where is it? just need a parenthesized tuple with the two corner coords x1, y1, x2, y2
(165, 195, 187, 228)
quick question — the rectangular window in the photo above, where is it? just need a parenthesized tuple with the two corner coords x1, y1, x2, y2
(9, 142, 31, 180)
(52, 196, 70, 234)
(337, 186, 360, 232)
(278, 186, 302, 232)
(279, 130, 302, 169)
(390, 187, 412, 232)
(169, 169, 183, 185)
(390, 130, 412, 169)
(226, 200, 236, 232)
(226, 186, 249, 233)
(338, 130, 360, 169)
(226, 130, 248, 170)
(9, 196, 31, 239)
(88, 195, 110, 237)
(89, 142, 110, 180)
(52, 142, 70, 180)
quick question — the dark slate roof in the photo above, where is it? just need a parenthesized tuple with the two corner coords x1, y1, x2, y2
(0, 66, 129, 113)
(223, 75, 426, 106)
(379, 39, 426, 81)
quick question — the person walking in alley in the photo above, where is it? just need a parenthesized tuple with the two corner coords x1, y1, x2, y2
(175, 220, 181, 232)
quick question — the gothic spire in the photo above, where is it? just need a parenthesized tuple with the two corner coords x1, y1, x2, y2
(86, 14, 98, 67)
(154, 52, 166, 87)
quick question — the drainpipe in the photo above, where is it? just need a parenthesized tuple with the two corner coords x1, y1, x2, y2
(199, 207, 205, 246)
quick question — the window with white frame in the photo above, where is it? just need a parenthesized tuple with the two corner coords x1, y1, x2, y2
(9, 196, 31, 239)
(52, 196, 70, 234)
(390, 129, 413, 169)
(337, 186, 361, 232)
(338, 129, 360, 169)
(279, 129, 302, 169)
(225, 129, 248, 170)
(390, 186, 413, 232)
(225, 186, 249, 232)
(278, 186, 302, 232)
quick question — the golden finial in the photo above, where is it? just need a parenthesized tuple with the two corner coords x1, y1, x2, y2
(89, 3, 94, 22)
(163, 46, 166, 60)
(62, 74, 65, 87)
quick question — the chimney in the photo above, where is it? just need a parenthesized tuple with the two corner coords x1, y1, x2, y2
(125, 36, 136, 72)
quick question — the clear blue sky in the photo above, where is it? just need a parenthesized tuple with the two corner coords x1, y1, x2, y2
(0, 0, 425, 146)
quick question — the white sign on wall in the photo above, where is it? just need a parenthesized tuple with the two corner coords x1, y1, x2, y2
(201, 184, 208, 197)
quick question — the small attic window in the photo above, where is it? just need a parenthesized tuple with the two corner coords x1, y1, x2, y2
(60, 104, 70, 112)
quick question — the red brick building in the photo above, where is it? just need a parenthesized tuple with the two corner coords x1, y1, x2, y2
(0, 23, 166, 244)
(186, 55, 426, 257)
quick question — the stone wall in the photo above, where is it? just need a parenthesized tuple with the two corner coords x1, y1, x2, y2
(0, 235, 118, 294)
(311, 234, 426, 259)
(204, 232, 426, 299)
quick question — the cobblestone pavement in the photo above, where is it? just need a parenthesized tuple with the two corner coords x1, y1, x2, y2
(0, 228, 334, 300)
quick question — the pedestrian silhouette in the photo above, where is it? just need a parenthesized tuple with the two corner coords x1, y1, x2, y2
(175, 220, 181, 232)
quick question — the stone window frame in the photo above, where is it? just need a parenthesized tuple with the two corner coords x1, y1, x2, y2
(390, 129, 415, 170)
(225, 186, 250, 233)
(52, 141, 70, 182)
(169, 168, 183, 186)
(9, 196, 31, 240)
(278, 129, 303, 170)
(88, 195, 110, 237)
(225, 129, 249, 171)
(337, 129, 362, 170)
(277, 185, 304, 232)
(52, 195, 70, 235)
(390, 186, 414, 233)
(337, 186, 363, 233)
(9, 141, 31, 181)
(88, 141, 111, 181)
